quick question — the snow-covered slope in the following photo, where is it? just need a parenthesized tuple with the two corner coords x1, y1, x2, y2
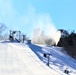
(0, 42, 76, 75)
(0, 42, 59, 75)
(27, 43, 76, 75)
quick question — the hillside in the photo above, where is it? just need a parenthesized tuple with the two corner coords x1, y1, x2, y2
(0, 41, 76, 75)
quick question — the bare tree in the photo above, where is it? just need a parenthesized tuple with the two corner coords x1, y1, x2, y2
(0, 23, 7, 36)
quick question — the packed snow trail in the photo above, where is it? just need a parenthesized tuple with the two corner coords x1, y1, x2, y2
(0, 42, 59, 75)
(28, 44, 76, 75)
(44, 46, 76, 74)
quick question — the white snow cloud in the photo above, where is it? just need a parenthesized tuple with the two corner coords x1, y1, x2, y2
(0, 0, 58, 42)
(20, 5, 57, 38)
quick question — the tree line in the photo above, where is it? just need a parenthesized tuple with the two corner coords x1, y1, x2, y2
(57, 29, 76, 59)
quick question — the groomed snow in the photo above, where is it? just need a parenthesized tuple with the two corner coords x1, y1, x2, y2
(27, 43, 76, 75)
(0, 42, 59, 75)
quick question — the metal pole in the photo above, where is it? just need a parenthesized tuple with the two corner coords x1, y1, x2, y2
(23, 35, 25, 43)
(47, 55, 50, 66)
(19, 31, 21, 42)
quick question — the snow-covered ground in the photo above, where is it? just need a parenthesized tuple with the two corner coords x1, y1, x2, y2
(0, 42, 59, 75)
(28, 44, 76, 75)
(0, 41, 76, 75)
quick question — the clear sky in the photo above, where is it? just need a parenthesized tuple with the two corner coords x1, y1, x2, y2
(0, 0, 76, 37)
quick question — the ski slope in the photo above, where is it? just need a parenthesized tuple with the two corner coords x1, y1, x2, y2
(27, 43, 76, 75)
(0, 41, 76, 75)
(0, 42, 59, 75)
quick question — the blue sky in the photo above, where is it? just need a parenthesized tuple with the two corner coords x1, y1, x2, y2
(0, 0, 76, 37)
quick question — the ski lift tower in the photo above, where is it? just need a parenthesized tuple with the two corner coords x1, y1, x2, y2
(9, 30, 21, 42)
